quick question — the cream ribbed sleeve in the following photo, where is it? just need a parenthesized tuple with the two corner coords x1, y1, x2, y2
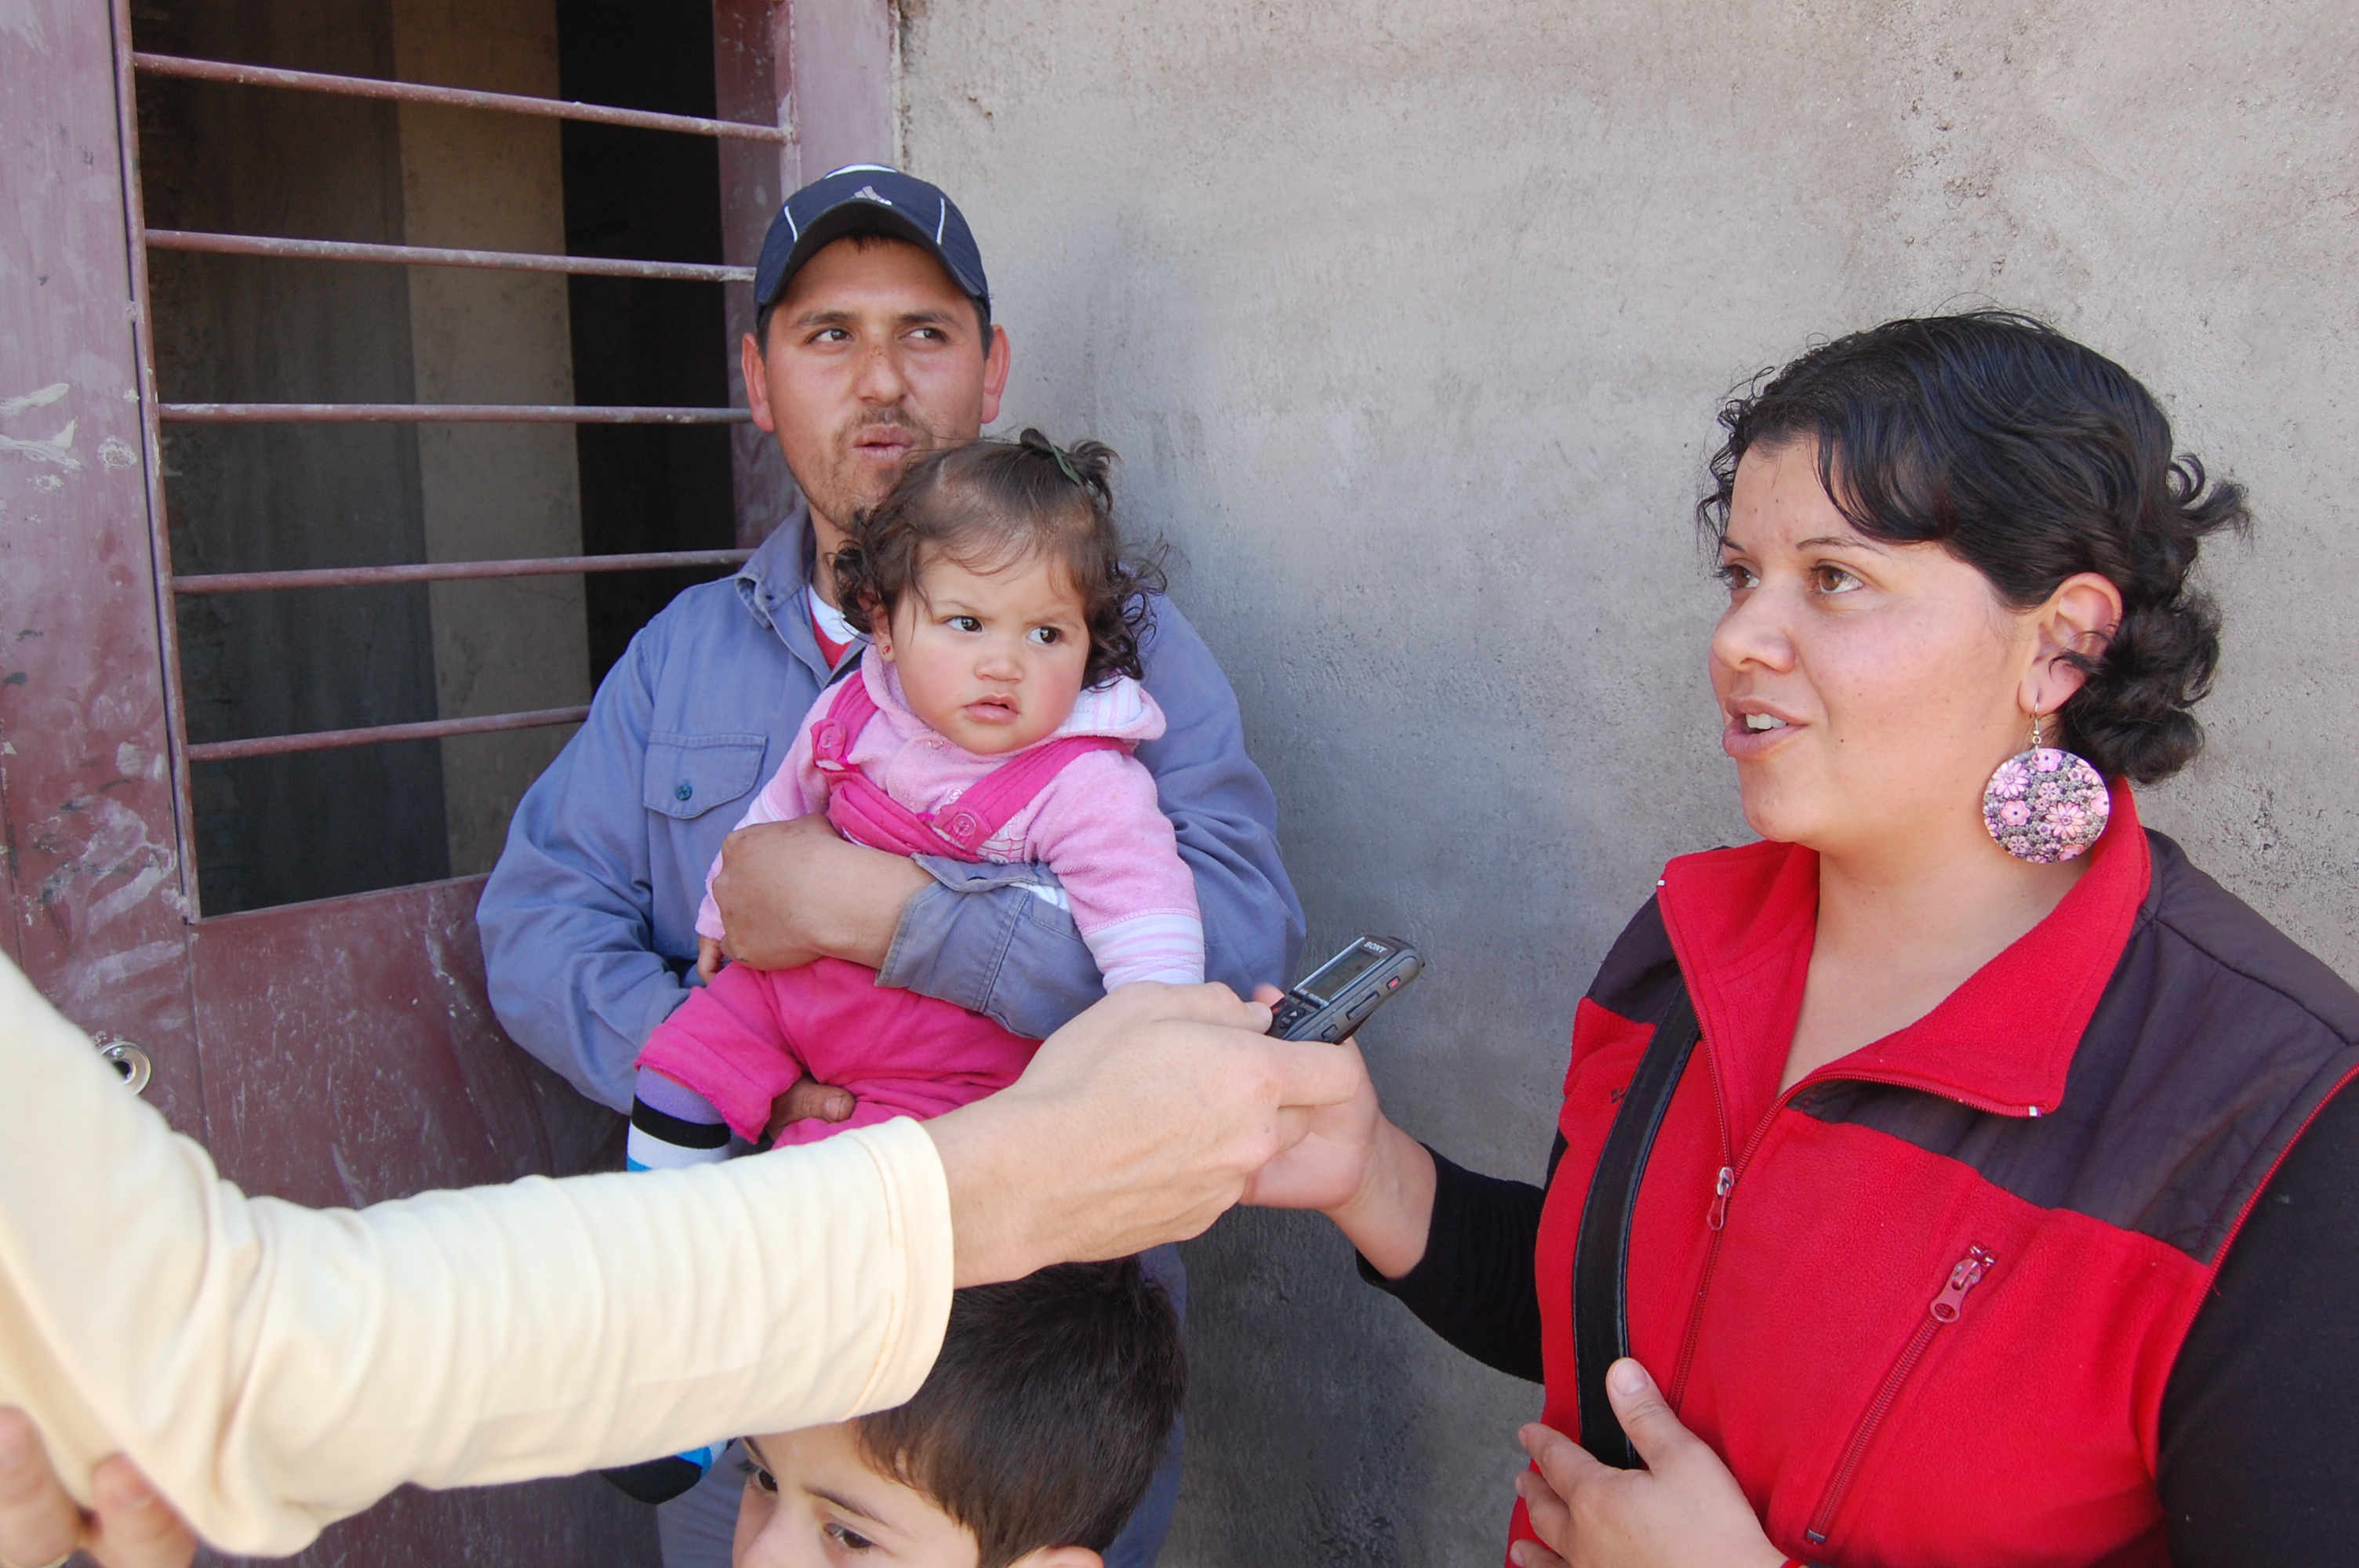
(0, 955, 953, 1555)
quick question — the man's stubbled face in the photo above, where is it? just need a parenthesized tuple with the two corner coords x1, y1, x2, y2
(743, 235, 1010, 582)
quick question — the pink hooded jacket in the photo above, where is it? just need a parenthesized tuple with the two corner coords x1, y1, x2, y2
(695, 650, 1203, 989)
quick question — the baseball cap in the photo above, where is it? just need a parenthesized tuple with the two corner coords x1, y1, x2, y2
(753, 165, 990, 325)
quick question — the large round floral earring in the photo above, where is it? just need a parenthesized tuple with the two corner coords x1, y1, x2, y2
(1983, 713, 2110, 864)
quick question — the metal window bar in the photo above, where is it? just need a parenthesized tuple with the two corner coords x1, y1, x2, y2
(147, 230, 754, 285)
(186, 708, 596, 764)
(173, 550, 756, 596)
(133, 49, 776, 793)
(159, 403, 752, 423)
(130, 52, 791, 143)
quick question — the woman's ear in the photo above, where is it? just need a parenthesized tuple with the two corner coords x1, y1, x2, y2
(2021, 570, 2124, 717)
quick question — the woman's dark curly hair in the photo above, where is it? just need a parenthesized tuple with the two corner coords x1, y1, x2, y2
(1698, 310, 2249, 785)
(833, 430, 1165, 688)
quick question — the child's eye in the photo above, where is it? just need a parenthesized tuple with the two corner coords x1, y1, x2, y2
(741, 1461, 776, 1494)
(1027, 626, 1063, 646)
(947, 615, 982, 633)
(824, 1523, 876, 1552)
(1715, 561, 1759, 593)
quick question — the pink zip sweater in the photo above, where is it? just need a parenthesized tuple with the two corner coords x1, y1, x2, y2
(696, 649, 1203, 989)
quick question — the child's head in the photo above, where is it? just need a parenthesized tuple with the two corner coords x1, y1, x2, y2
(734, 1259, 1185, 1568)
(832, 430, 1165, 755)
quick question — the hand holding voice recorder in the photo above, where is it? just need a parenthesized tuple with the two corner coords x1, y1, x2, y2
(1267, 935, 1423, 1042)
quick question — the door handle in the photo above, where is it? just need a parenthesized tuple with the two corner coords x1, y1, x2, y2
(97, 1037, 153, 1097)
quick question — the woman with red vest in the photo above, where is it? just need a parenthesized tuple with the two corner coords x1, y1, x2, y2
(1276, 312, 2359, 1566)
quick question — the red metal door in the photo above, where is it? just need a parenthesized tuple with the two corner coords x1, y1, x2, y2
(1, 2, 889, 1563)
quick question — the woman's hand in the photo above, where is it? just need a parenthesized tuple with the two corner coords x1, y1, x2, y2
(1234, 989, 1382, 1211)
(1510, 1360, 1785, 1568)
(924, 982, 1365, 1287)
(0, 1410, 194, 1568)
(1235, 995, 1438, 1279)
(1236, 1039, 1382, 1212)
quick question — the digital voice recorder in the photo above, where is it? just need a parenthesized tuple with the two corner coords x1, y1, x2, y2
(1267, 934, 1423, 1043)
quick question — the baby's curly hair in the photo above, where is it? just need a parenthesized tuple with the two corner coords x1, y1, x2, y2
(832, 430, 1165, 688)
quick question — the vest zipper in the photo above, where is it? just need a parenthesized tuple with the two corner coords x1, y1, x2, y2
(1667, 1043, 1794, 1410)
(1801, 1246, 1997, 1549)
(1660, 1031, 2005, 1410)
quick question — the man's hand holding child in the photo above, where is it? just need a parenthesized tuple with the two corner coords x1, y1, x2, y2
(711, 814, 926, 973)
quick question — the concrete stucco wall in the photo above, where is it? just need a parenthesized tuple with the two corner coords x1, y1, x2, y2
(897, 2, 2359, 1563)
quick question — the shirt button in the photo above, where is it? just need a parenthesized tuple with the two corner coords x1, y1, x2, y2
(674, 782, 693, 801)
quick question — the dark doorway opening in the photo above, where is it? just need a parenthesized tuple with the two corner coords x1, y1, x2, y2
(135, 0, 453, 915)
(558, 0, 743, 688)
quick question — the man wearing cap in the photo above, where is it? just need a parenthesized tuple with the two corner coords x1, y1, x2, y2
(476, 167, 1303, 1568)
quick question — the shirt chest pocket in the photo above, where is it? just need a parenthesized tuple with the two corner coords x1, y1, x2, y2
(643, 732, 769, 820)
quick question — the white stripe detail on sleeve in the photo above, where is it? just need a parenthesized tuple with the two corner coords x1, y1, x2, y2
(1085, 913, 1206, 989)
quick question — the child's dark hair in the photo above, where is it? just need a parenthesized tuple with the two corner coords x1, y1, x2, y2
(854, 1258, 1185, 1568)
(832, 430, 1165, 688)
(1698, 310, 2250, 785)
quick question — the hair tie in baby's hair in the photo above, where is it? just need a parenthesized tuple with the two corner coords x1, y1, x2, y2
(1020, 427, 1085, 488)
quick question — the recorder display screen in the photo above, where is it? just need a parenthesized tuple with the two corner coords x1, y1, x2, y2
(1299, 942, 1385, 1004)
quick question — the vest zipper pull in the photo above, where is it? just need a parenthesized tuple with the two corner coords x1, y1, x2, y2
(1929, 1246, 1996, 1322)
(1805, 1245, 1999, 1548)
(1707, 1166, 1736, 1231)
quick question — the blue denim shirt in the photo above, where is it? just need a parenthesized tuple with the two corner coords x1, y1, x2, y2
(478, 504, 1305, 1112)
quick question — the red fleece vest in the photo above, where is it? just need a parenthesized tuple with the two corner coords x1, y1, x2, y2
(1517, 789, 2347, 1566)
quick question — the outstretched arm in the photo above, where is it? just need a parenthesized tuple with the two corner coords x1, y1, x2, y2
(0, 954, 951, 1557)
(1248, 1039, 1549, 1383)
(2, 962, 1359, 1557)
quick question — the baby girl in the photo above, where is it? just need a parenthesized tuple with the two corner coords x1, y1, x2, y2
(623, 430, 1203, 1170)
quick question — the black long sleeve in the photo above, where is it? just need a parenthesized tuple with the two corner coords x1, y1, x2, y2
(1356, 1146, 1548, 1383)
(2159, 1081, 2359, 1563)
(1364, 1090, 2359, 1563)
